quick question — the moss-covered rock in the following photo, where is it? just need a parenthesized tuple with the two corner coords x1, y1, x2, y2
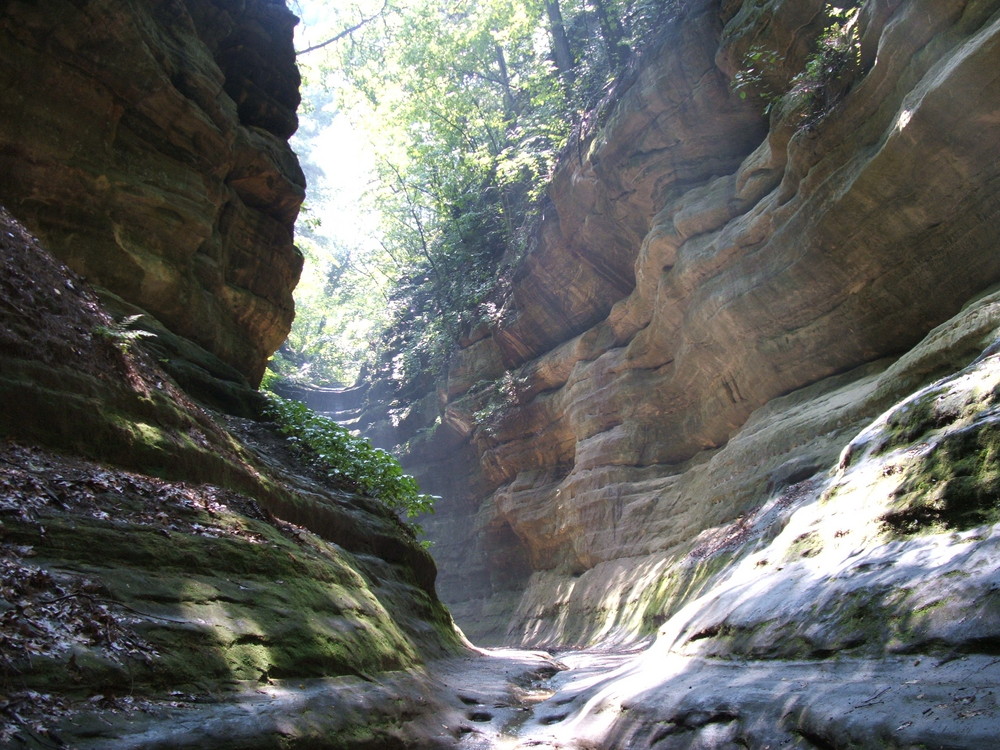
(883, 421, 1000, 535)
(0, 209, 464, 745)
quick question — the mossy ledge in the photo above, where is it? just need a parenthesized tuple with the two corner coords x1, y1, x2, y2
(0, 208, 465, 746)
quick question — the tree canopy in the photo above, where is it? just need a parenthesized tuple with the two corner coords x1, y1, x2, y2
(272, 0, 682, 390)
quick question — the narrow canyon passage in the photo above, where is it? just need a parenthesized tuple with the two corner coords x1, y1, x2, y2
(3, 0, 1000, 746)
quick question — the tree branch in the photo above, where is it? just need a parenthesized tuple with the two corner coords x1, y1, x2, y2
(296, 1, 388, 56)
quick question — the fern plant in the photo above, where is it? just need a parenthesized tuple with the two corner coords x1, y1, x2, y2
(92, 314, 154, 352)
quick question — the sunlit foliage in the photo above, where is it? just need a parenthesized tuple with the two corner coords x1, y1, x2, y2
(264, 392, 437, 523)
(278, 0, 684, 390)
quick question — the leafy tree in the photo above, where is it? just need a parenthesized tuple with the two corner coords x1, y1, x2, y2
(294, 0, 389, 55)
(277, 0, 687, 393)
(542, 0, 575, 85)
(323, 0, 572, 389)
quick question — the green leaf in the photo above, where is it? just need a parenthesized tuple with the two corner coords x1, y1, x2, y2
(262, 392, 436, 528)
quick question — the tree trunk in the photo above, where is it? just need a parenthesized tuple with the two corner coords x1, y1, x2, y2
(543, 0, 575, 85)
(494, 43, 518, 124)
(589, 0, 626, 69)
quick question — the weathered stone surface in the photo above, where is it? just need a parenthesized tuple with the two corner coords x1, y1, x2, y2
(506, 288, 1000, 647)
(0, 207, 467, 746)
(362, 0, 1000, 653)
(498, 298, 1000, 748)
(0, 0, 305, 385)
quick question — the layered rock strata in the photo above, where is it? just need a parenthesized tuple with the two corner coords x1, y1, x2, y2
(0, 5, 475, 741)
(0, 206, 469, 747)
(362, 0, 1000, 648)
(507, 297, 1000, 747)
(0, 0, 305, 385)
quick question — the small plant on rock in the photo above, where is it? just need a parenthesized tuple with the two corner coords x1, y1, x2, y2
(262, 393, 437, 529)
(472, 372, 519, 435)
(731, 3, 862, 123)
(790, 3, 862, 122)
(92, 314, 154, 353)
(731, 44, 786, 114)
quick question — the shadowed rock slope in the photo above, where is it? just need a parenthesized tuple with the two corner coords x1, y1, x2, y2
(0, 3, 478, 742)
(361, 0, 1000, 664)
(0, 207, 469, 747)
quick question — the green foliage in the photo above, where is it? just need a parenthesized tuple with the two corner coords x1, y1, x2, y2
(268, 230, 388, 387)
(790, 3, 861, 120)
(289, 0, 688, 394)
(263, 392, 437, 522)
(472, 372, 518, 434)
(92, 314, 155, 353)
(731, 44, 785, 114)
(302, 0, 561, 395)
(731, 3, 861, 120)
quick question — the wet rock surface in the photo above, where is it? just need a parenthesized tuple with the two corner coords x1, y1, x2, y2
(503, 649, 1000, 749)
(40, 647, 564, 749)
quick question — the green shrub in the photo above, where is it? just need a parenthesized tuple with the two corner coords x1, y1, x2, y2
(790, 4, 861, 120)
(731, 3, 861, 121)
(92, 314, 155, 353)
(731, 44, 785, 114)
(262, 393, 436, 522)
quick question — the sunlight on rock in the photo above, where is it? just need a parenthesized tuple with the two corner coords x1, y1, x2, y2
(1, 0, 1000, 746)
(896, 107, 914, 131)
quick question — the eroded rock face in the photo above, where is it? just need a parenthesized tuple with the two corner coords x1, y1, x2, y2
(503, 297, 1000, 748)
(363, 0, 1000, 646)
(0, 206, 468, 747)
(0, 0, 304, 385)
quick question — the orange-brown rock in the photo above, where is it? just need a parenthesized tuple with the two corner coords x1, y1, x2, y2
(0, 0, 304, 385)
(364, 0, 1000, 645)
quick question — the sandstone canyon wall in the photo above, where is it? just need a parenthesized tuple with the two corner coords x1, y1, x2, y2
(360, 0, 1000, 650)
(0, 206, 473, 747)
(0, 0, 305, 386)
(0, 3, 478, 746)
